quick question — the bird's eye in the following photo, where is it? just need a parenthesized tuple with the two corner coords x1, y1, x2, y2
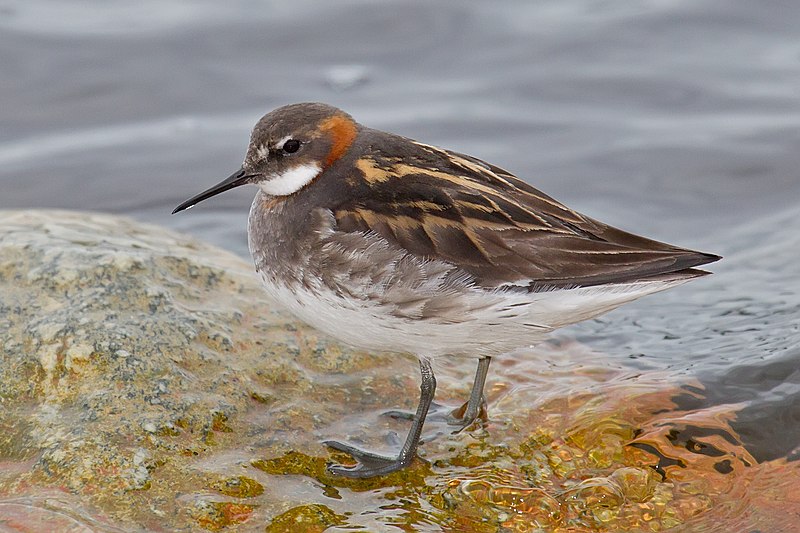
(282, 139, 301, 154)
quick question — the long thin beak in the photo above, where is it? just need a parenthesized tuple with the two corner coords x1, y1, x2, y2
(172, 168, 251, 214)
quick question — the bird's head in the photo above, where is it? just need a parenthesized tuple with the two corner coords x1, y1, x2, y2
(172, 102, 358, 213)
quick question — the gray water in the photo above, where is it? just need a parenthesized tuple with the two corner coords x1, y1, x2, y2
(1, 0, 799, 528)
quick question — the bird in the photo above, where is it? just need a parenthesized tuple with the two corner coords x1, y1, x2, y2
(173, 102, 721, 479)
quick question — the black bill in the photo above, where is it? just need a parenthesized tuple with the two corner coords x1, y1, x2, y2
(172, 168, 251, 214)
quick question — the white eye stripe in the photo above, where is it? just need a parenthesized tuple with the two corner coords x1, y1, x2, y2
(276, 135, 294, 150)
(259, 163, 321, 196)
(251, 136, 295, 163)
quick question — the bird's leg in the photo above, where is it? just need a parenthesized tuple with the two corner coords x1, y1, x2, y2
(382, 356, 490, 432)
(446, 356, 490, 431)
(325, 357, 436, 478)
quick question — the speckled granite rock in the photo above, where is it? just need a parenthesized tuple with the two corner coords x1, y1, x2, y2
(0, 210, 393, 530)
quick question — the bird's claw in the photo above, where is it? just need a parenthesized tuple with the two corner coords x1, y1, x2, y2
(324, 440, 412, 478)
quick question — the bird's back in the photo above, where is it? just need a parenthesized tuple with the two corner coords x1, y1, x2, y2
(315, 128, 720, 291)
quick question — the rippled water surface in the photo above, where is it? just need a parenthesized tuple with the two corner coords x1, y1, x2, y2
(1, 1, 799, 531)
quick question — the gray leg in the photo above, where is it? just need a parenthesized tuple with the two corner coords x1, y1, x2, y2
(325, 357, 436, 478)
(447, 356, 491, 430)
(382, 356, 491, 431)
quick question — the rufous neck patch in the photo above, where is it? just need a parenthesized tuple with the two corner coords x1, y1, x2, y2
(319, 114, 358, 168)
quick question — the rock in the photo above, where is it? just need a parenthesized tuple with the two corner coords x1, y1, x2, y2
(0, 210, 784, 532)
(0, 210, 394, 530)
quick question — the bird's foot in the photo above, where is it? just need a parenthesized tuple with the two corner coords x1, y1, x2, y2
(382, 398, 487, 433)
(445, 396, 488, 432)
(324, 440, 413, 478)
(382, 401, 448, 422)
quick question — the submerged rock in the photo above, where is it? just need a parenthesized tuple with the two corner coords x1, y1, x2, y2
(0, 210, 793, 532)
(0, 210, 384, 529)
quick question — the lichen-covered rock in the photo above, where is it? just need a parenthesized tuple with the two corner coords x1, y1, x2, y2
(0, 210, 794, 532)
(0, 210, 392, 529)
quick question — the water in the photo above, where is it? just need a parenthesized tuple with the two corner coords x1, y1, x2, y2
(1, 0, 799, 530)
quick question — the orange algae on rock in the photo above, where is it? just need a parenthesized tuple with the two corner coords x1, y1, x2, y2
(191, 501, 256, 531)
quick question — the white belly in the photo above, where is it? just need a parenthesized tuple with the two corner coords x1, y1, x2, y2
(255, 270, 691, 358)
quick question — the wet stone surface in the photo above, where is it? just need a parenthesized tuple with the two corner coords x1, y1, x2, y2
(0, 209, 796, 532)
(0, 209, 377, 530)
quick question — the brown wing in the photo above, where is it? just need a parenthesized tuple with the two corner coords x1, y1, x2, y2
(332, 133, 720, 290)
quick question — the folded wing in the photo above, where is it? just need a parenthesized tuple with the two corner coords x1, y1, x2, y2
(332, 134, 720, 290)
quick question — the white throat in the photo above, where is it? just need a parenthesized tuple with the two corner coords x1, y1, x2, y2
(259, 163, 321, 196)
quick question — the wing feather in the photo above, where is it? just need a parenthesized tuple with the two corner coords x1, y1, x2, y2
(331, 132, 720, 290)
